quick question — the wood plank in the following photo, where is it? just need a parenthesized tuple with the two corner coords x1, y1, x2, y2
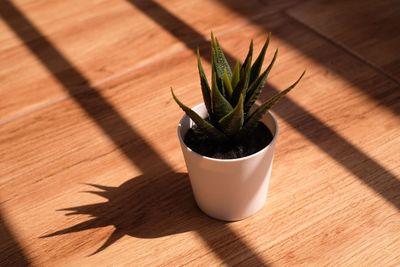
(1, 10, 399, 265)
(218, 0, 400, 119)
(0, 0, 290, 124)
(287, 0, 400, 82)
(0, 0, 178, 123)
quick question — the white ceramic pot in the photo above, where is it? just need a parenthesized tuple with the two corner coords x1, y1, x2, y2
(177, 103, 279, 221)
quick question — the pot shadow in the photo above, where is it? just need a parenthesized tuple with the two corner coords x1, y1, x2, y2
(42, 172, 268, 265)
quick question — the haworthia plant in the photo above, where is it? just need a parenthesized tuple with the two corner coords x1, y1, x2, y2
(171, 33, 305, 142)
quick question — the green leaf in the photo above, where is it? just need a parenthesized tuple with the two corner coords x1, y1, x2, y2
(231, 50, 252, 106)
(244, 48, 278, 114)
(250, 33, 270, 85)
(240, 40, 253, 78)
(211, 52, 226, 98)
(223, 69, 233, 99)
(219, 94, 244, 137)
(231, 61, 241, 89)
(196, 48, 212, 116)
(241, 71, 305, 134)
(171, 88, 227, 141)
(212, 71, 233, 120)
(211, 33, 232, 79)
(211, 54, 216, 113)
(218, 76, 226, 97)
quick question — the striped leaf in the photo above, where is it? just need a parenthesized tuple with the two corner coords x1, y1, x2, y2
(196, 48, 212, 116)
(231, 61, 241, 89)
(249, 33, 271, 85)
(244, 48, 278, 114)
(212, 71, 233, 120)
(240, 40, 253, 78)
(231, 51, 252, 106)
(241, 71, 305, 134)
(223, 69, 233, 99)
(171, 88, 227, 141)
(211, 33, 232, 79)
(219, 94, 244, 137)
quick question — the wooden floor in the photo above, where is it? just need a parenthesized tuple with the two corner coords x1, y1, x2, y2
(1, 0, 399, 266)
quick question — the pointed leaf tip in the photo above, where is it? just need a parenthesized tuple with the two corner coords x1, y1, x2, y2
(196, 51, 212, 116)
(249, 34, 271, 85)
(211, 33, 232, 79)
(212, 71, 233, 119)
(223, 69, 233, 98)
(219, 94, 244, 137)
(171, 88, 227, 141)
(231, 61, 241, 89)
(245, 48, 278, 113)
(241, 70, 305, 134)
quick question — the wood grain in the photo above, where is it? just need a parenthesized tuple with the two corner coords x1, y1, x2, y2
(287, 0, 400, 83)
(0, 0, 399, 266)
(0, 0, 280, 124)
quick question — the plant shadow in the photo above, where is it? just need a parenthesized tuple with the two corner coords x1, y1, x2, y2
(42, 172, 268, 265)
(44, 173, 195, 252)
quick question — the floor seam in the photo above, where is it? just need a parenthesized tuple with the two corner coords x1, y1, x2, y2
(283, 11, 400, 86)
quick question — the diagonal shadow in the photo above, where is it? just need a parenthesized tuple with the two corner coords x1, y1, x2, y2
(217, 0, 400, 116)
(0, 208, 31, 266)
(0, 0, 268, 265)
(1, 0, 399, 263)
(126, 1, 400, 209)
(42, 173, 265, 266)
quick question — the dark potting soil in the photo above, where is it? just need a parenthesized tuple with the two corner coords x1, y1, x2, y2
(184, 122, 273, 159)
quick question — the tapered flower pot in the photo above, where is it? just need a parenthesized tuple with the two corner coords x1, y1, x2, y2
(177, 103, 279, 221)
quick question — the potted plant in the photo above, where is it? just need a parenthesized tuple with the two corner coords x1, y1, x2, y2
(171, 33, 305, 221)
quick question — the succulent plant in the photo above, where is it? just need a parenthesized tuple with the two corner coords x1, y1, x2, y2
(171, 33, 305, 142)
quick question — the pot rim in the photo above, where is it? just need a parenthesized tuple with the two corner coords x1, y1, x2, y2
(177, 103, 279, 162)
